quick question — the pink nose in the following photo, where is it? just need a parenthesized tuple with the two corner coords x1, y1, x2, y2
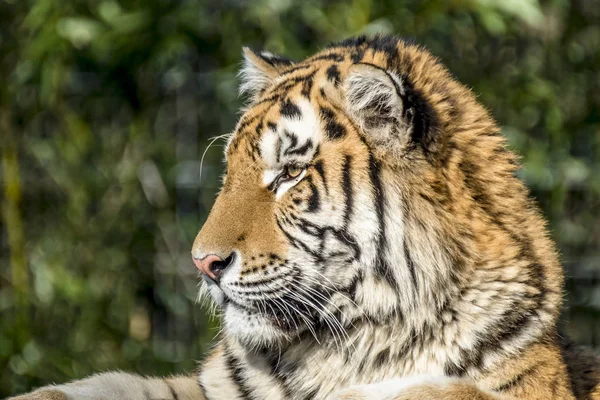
(193, 254, 227, 282)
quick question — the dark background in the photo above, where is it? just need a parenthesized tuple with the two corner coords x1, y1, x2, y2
(1, 0, 599, 396)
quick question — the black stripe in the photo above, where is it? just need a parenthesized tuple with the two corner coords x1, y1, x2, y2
(313, 144, 321, 158)
(198, 380, 208, 399)
(404, 239, 418, 293)
(369, 154, 398, 290)
(313, 160, 328, 195)
(236, 114, 261, 132)
(283, 129, 298, 148)
(322, 97, 363, 135)
(276, 218, 322, 261)
(330, 228, 361, 260)
(307, 52, 345, 62)
(285, 139, 313, 157)
(164, 380, 179, 400)
(264, 352, 297, 399)
(266, 121, 277, 131)
(257, 51, 294, 66)
(326, 64, 340, 86)
(320, 107, 346, 140)
(493, 364, 540, 392)
(368, 35, 400, 66)
(327, 35, 368, 49)
(256, 92, 288, 106)
(296, 218, 321, 236)
(301, 75, 314, 98)
(306, 176, 320, 212)
(300, 386, 320, 400)
(397, 74, 437, 153)
(281, 98, 301, 119)
(342, 155, 353, 227)
(275, 136, 282, 164)
(350, 49, 365, 63)
(278, 63, 312, 77)
(251, 103, 277, 141)
(265, 72, 316, 97)
(293, 215, 360, 261)
(225, 346, 253, 400)
(345, 272, 361, 300)
(374, 348, 390, 368)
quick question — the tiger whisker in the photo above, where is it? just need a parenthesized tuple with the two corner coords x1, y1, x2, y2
(285, 289, 342, 351)
(296, 276, 357, 329)
(270, 296, 300, 333)
(301, 272, 370, 326)
(277, 295, 321, 345)
(286, 283, 353, 352)
(199, 133, 233, 181)
(291, 283, 354, 351)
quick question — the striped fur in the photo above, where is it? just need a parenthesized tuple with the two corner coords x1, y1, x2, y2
(12, 35, 600, 400)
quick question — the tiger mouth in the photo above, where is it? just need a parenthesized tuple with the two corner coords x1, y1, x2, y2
(212, 267, 323, 333)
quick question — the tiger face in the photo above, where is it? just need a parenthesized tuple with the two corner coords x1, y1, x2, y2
(192, 36, 562, 355)
(193, 52, 374, 349)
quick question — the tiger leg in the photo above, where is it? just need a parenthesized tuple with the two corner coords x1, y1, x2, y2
(10, 372, 205, 400)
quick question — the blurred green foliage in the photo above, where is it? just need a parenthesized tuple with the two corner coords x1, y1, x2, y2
(0, 0, 599, 396)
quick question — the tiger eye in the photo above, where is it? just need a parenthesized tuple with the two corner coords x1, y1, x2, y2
(286, 165, 303, 178)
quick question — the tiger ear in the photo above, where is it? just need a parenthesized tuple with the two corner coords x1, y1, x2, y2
(239, 47, 294, 102)
(344, 63, 415, 150)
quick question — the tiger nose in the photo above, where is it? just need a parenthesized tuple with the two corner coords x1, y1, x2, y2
(193, 253, 234, 283)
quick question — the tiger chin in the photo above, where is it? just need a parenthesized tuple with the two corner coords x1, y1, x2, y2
(13, 35, 600, 400)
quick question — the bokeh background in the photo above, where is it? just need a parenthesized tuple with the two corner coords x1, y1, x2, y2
(1, 0, 599, 396)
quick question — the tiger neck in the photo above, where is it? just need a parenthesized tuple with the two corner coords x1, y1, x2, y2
(216, 317, 446, 399)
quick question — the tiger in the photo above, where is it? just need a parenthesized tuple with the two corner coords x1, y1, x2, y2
(12, 34, 600, 400)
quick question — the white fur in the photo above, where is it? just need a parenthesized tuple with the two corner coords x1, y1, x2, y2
(275, 169, 307, 199)
(345, 67, 403, 118)
(238, 52, 273, 100)
(344, 65, 413, 152)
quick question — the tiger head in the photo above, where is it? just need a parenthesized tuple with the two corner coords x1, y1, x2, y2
(192, 36, 563, 353)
